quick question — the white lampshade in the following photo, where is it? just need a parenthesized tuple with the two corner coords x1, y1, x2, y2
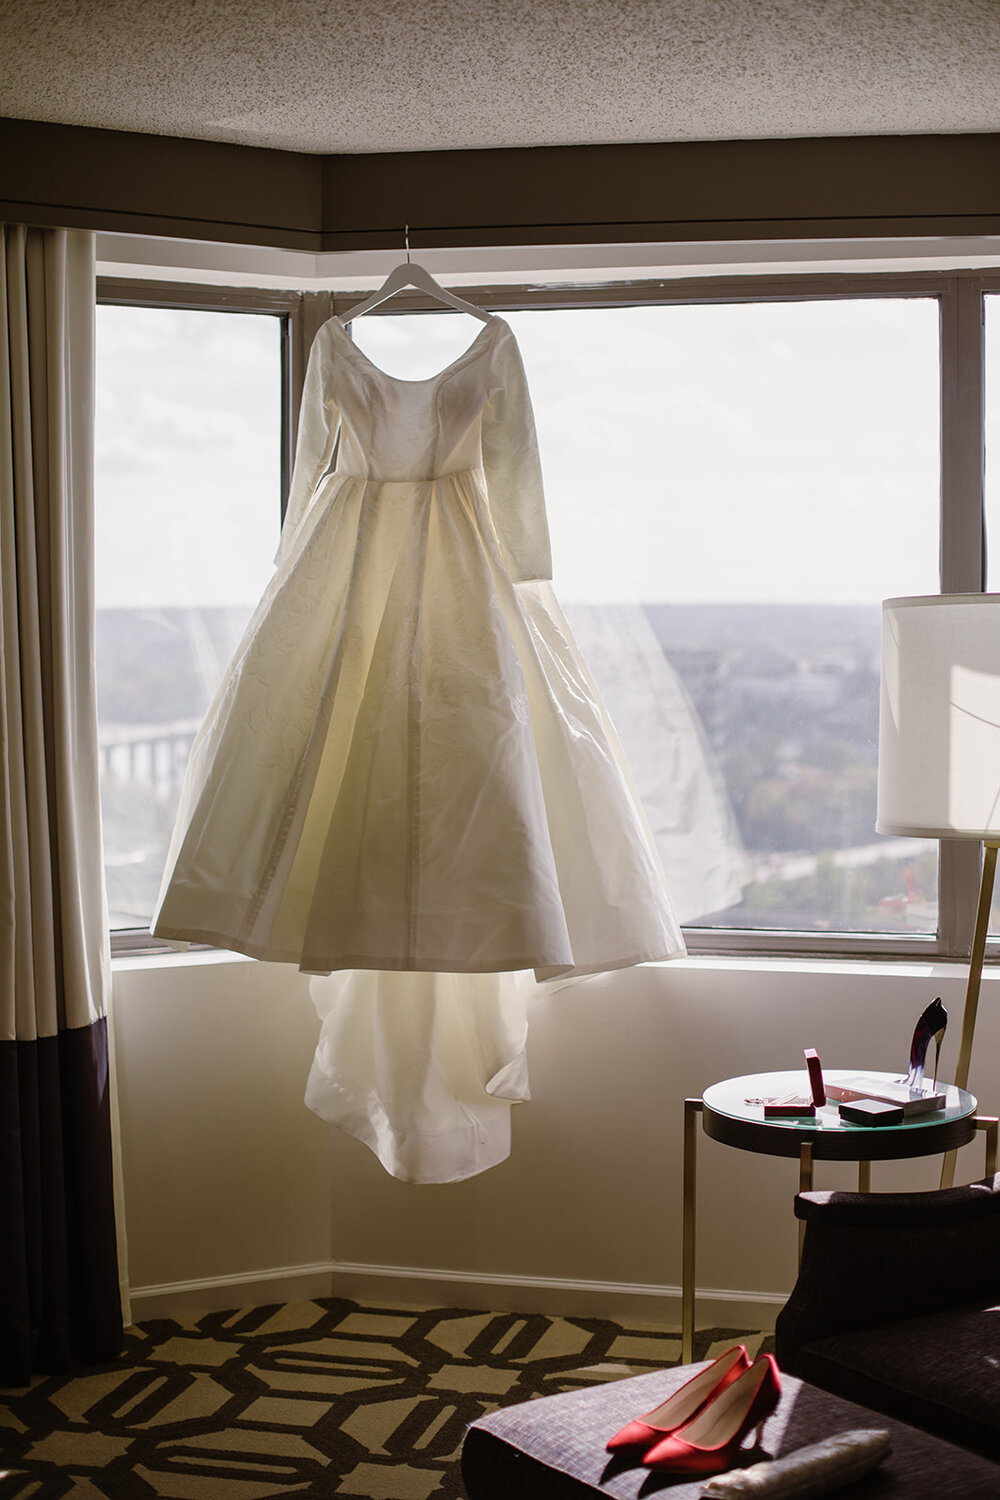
(878, 593, 1000, 839)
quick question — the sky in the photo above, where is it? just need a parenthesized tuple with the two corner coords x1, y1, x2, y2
(95, 295, 957, 612)
(95, 305, 282, 612)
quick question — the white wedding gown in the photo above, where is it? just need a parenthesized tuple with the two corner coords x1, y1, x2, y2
(152, 314, 684, 1180)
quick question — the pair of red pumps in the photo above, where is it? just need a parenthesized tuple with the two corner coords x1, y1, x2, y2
(606, 1347, 781, 1474)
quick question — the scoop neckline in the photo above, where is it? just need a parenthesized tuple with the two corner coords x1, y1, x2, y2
(332, 312, 500, 385)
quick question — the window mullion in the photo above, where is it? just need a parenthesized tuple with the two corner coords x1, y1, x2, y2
(940, 277, 986, 594)
(938, 277, 987, 956)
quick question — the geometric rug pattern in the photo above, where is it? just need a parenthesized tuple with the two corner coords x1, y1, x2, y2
(0, 1297, 772, 1498)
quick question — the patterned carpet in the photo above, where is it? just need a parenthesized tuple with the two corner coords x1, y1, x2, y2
(0, 1298, 772, 1498)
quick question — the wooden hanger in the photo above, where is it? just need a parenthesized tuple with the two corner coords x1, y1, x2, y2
(339, 227, 491, 325)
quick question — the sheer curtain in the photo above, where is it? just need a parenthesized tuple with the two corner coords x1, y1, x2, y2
(0, 224, 123, 1385)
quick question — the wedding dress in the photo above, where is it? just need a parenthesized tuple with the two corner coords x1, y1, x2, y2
(152, 312, 684, 1179)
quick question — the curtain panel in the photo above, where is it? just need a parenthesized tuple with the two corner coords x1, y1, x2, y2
(0, 224, 122, 1385)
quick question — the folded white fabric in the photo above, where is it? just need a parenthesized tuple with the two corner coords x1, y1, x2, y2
(700, 1428, 892, 1498)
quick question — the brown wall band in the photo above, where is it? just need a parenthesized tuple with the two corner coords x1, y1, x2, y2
(3, 116, 1000, 250)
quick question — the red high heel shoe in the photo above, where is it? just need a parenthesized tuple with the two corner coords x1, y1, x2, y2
(642, 1353, 781, 1474)
(605, 1346, 749, 1453)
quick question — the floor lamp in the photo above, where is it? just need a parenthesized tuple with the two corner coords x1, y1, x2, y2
(877, 594, 1000, 1188)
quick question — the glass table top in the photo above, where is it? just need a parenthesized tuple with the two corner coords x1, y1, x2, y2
(703, 1069, 977, 1139)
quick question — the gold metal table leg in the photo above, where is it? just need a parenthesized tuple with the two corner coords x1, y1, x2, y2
(858, 1160, 871, 1193)
(974, 1115, 999, 1177)
(681, 1099, 702, 1365)
(798, 1143, 813, 1265)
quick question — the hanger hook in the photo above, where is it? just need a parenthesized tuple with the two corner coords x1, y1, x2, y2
(404, 224, 411, 264)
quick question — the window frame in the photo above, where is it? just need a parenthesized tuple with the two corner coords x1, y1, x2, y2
(97, 265, 1000, 962)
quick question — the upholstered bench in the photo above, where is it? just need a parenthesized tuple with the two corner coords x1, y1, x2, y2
(461, 1362, 1000, 1498)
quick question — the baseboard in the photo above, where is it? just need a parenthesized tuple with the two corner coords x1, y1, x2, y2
(128, 1259, 786, 1330)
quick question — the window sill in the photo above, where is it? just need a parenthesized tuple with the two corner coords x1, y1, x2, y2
(110, 943, 258, 975)
(109, 943, 977, 986)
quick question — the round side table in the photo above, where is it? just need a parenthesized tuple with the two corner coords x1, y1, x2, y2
(680, 1068, 995, 1362)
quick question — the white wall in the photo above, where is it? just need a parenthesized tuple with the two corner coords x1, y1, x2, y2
(111, 950, 1000, 1330)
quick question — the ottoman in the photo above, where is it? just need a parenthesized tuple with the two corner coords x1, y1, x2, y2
(461, 1362, 1000, 1498)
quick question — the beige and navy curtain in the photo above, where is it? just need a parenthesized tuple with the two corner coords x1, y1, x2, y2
(0, 224, 122, 1385)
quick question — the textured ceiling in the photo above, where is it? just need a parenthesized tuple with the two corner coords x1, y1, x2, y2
(2, 0, 999, 156)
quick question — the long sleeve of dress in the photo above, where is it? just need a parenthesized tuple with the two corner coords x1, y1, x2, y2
(481, 328, 553, 583)
(275, 322, 341, 568)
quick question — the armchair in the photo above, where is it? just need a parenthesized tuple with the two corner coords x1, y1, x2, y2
(774, 1174, 1000, 1461)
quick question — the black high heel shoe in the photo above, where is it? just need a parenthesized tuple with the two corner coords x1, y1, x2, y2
(906, 996, 947, 1092)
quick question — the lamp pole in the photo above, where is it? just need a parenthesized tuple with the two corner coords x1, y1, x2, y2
(941, 841, 998, 1188)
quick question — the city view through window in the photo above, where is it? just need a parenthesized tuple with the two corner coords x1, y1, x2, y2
(96, 295, 941, 939)
(95, 305, 281, 929)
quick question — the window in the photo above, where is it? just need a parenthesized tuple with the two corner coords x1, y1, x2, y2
(97, 268, 998, 958)
(353, 296, 940, 941)
(95, 300, 283, 932)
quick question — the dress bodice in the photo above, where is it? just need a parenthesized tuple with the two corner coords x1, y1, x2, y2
(276, 313, 553, 583)
(331, 319, 498, 481)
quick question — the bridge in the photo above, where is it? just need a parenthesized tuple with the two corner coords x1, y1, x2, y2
(98, 720, 201, 797)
